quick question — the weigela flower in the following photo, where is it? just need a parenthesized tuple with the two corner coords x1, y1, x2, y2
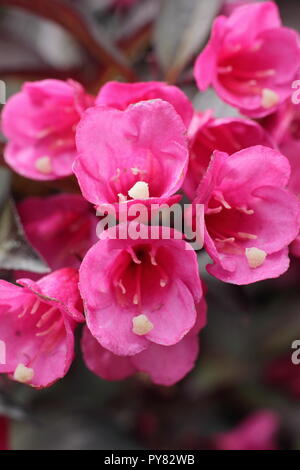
(0, 268, 83, 388)
(73, 99, 189, 212)
(96, 81, 193, 127)
(194, 2, 300, 117)
(81, 298, 206, 386)
(17, 193, 98, 275)
(2, 79, 94, 180)
(260, 101, 300, 256)
(214, 411, 279, 450)
(193, 145, 300, 284)
(184, 111, 274, 200)
(79, 223, 203, 356)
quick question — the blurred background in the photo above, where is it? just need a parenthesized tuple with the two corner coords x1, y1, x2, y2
(0, 0, 300, 450)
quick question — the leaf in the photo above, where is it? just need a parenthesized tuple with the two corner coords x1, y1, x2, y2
(154, 0, 221, 83)
(193, 88, 241, 118)
(0, 0, 136, 81)
(0, 196, 50, 274)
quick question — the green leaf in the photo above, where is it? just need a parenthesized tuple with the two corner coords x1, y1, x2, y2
(154, 0, 221, 83)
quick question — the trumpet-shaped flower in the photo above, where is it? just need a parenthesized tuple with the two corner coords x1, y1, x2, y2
(2, 79, 94, 180)
(193, 145, 300, 284)
(79, 223, 203, 356)
(0, 268, 83, 388)
(194, 2, 300, 117)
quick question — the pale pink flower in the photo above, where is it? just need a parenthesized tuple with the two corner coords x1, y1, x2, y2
(2, 79, 94, 180)
(0, 268, 83, 388)
(194, 2, 300, 117)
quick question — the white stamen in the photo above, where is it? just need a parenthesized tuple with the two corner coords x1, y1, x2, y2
(13, 364, 34, 384)
(118, 193, 127, 203)
(133, 294, 139, 305)
(160, 279, 167, 287)
(261, 89, 279, 109)
(31, 299, 40, 315)
(256, 69, 275, 78)
(128, 181, 149, 200)
(215, 237, 235, 244)
(131, 167, 140, 175)
(245, 247, 266, 268)
(36, 306, 56, 328)
(132, 314, 153, 336)
(35, 156, 52, 174)
(237, 206, 254, 215)
(238, 232, 257, 240)
(218, 65, 233, 74)
(118, 279, 126, 295)
(18, 306, 28, 318)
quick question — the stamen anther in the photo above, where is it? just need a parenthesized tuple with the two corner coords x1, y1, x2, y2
(128, 181, 149, 200)
(35, 156, 52, 174)
(13, 364, 34, 384)
(245, 247, 266, 268)
(132, 314, 153, 336)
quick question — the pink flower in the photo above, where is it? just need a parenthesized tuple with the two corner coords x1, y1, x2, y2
(193, 145, 300, 284)
(194, 2, 300, 117)
(81, 299, 206, 386)
(17, 193, 98, 277)
(259, 101, 300, 257)
(79, 223, 203, 356)
(2, 79, 94, 180)
(214, 411, 279, 450)
(96, 81, 193, 128)
(184, 111, 274, 200)
(0, 417, 9, 451)
(73, 99, 189, 211)
(0, 268, 83, 388)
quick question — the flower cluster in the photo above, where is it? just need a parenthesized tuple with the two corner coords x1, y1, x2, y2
(0, 1, 300, 388)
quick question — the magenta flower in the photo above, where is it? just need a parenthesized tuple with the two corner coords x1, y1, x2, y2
(17, 193, 98, 276)
(260, 101, 300, 257)
(184, 111, 274, 200)
(2, 79, 94, 180)
(96, 81, 193, 128)
(193, 145, 300, 284)
(214, 411, 279, 450)
(79, 223, 203, 356)
(81, 299, 206, 386)
(194, 2, 300, 117)
(0, 268, 83, 388)
(73, 99, 189, 211)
